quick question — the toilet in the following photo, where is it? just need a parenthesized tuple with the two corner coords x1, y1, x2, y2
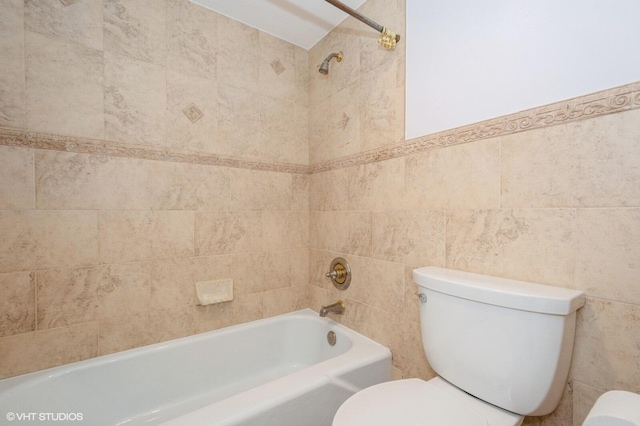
(333, 267, 586, 426)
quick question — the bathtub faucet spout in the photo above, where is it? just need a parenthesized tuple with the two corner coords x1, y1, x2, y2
(319, 300, 345, 317)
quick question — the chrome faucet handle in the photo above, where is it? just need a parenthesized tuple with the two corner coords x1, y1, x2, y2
(325, 270, 344, 279)
(325, 257, 351, 290)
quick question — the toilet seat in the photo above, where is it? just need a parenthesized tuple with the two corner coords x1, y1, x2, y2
(333, 377, 523, 426)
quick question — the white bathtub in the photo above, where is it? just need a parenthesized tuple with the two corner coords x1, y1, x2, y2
(0, 309, 391, 425)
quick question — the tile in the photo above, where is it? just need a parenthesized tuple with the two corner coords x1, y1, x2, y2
(25, 30, 104, 139)
(194, 211, 263, 256)
(293, 100, 310, 165)
(0, 146, 34, 209)
(98, 311, 151, 355)
(149, 255, 231, 309)
(310, 211, 372, 256)
(216, 14, 258, 92)
(572, 381, 604, 426)
(307, 281, 330, 310)
(308, 32, 331, 105)
(146, 306, 194, 345)
(372, 210, 446, 266)
(397, 316, 436, 380)
(348, 157, 405, 211)
(405, 138, 501, 210)
(147, 307, 195, 343)
(0, 210, 99, 273)
(446, 209, 575, 288)
(263, 286, 309, 318)
(310, 82, 361, 164)
(166, 69, 218, 153)
(501, 109, 640, 208)
(348, 256, 405, 315)
(359, 60, 404, 151)
(576, 208, 640, 305)
(232, 251, 291, 294)
(33, 211, 100, 271)
(230, 169, 292, 211)
(104, 53, 166, 146)
(148, 161, 230, 211)
(25, 0, 103, 51)
(195, 292, 263, 333)
(573, 298, 640, 391)
(291, 174, 309, 212)
(263, 211, 309, 252)
(104, 0, 166, 65)
(183, 104, 203, 123)
(217, 84, 260, 158)
(258, 32, 295, 101)
(341, 300, 403, 367)
(0, 0, 25, 128)
(293, 46, 310, 108)
(310, 168, 348, 211)
(36, 150, 150, 210)
(167, 0, 217, 79)
(98, 307, 194, 355)
(37, 263, 151, 329)
(403, 265, 421, 325)
(0, 321, 98, 379)
(259, 96, 299, 164)
(290, 248, 310, 287)
(0, 271, 35, 338)
(99, 211, 193, 264)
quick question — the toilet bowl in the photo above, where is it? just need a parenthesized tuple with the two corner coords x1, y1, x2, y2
(583, 390, 640, 426)
(333, 377, 522, 426)
(333, 267, 586, 426)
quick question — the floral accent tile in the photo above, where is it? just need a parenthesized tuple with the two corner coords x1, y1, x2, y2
(182, 103, 204, 123)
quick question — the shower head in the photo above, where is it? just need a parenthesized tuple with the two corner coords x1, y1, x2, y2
(318, 61, 330, 75)
(318, 52, 343, 75)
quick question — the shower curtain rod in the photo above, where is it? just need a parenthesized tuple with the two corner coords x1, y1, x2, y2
(324, 0, 400, 49)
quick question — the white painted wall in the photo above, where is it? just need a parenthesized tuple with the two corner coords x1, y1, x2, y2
(406, 0, 640, 139)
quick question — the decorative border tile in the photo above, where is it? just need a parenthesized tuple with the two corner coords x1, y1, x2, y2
(311, 81, 640, 173)
(0, 128, 310, 175)
(1, 81, 638, 176)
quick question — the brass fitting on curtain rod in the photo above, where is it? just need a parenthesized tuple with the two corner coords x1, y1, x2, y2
(324, 0, 400, 50)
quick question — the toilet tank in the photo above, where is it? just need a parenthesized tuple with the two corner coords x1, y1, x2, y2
(413, 267, 585, 417)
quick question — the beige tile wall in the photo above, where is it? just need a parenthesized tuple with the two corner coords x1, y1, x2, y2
(1, 1, 639, 425)
(0, 0, 309, 378)
(308, 1, 640, 425)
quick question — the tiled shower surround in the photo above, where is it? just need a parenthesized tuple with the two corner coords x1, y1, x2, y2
(1, 1, 639, 425)
(0, 0, 311, 375)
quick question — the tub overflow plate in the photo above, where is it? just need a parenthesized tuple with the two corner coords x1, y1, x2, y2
(327, 331, 337, 346)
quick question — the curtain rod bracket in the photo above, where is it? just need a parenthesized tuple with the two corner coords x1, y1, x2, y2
(324, 0, 400, 50)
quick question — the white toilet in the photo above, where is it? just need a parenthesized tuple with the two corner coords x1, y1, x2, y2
(333, 266, 586, 426)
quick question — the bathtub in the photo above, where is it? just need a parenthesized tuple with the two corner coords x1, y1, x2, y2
(0, 309, 391, 425)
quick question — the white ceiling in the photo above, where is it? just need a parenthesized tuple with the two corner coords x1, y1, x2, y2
(190, 0, 367, 50)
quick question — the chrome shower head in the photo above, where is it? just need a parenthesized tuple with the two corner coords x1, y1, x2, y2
(318, 52, 343, 75)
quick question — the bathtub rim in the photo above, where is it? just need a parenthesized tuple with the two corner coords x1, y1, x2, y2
(0, 308, 391, 395)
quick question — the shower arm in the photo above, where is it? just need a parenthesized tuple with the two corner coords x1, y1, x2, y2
(324, 0, 400, 47)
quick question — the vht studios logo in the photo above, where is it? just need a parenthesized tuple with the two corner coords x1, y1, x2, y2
(5, 412, 84, 422)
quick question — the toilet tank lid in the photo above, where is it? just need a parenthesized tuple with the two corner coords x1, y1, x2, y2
(413, 267, 585, 315)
